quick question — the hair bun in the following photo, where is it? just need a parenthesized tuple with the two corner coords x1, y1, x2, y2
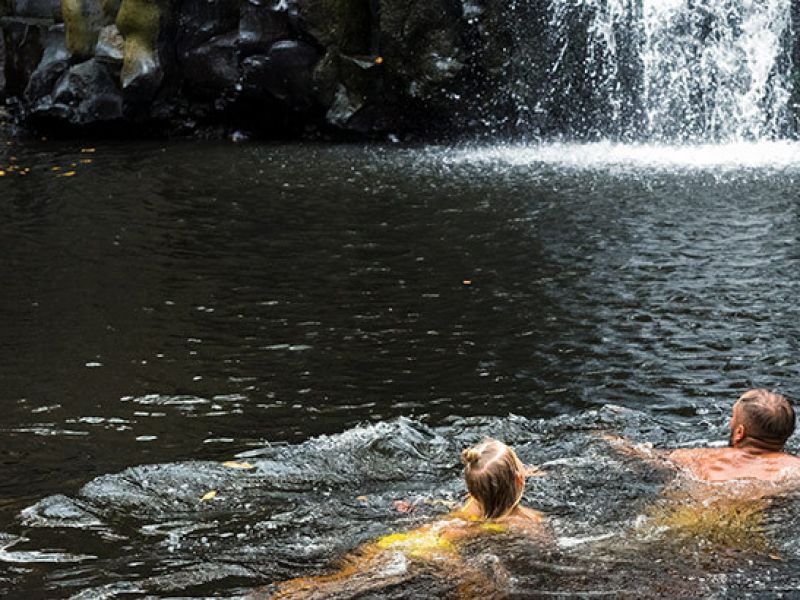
(461, 448, 481, 466)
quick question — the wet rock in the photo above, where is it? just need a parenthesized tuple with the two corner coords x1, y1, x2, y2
(181, 31, 238, 96)
(34, 58, 123, 124)
(294, 0, 381, 128)
(24, 24, 70, 102)
(0, 26, 6, 99)
(238, 0, 291, 56)
(0, 17, 49, 97)
(62, 0, 119, 58)
(11, 0, 61, 19)
(295, 0, 376, 55)
(241, 39, 319, 109)
(116, 0, 174, 100)
(2, 0, 509, 136)
(95, 23, 123, 63)
(378, 0, 466, 102)
(175, 0, 239, 56)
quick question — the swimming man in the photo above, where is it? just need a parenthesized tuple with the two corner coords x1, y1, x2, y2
(668, 388, 800, 482)
(606, 389, 800, 483)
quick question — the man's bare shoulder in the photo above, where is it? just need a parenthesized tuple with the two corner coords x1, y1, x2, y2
(668, 447, 728, 460)
(772, 452, 800, 468)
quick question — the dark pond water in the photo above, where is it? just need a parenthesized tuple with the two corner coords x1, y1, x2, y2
(2, 139, 800, 597)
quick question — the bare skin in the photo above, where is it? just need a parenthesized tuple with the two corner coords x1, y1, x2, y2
(668, 446, 800, 482)
(603, 400, 800, 484)
(669, 400, 800, 483)
(452, 497, 547, 537)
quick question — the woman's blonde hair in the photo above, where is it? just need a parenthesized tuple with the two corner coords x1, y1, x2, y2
(461, 438, 524, 519)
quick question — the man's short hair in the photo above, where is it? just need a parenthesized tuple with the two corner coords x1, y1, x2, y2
(737, 389, 796, 445)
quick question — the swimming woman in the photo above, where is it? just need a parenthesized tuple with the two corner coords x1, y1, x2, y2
(264, 438, 548, 598)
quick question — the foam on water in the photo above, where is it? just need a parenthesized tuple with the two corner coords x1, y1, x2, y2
(7, 408, 800, 597)
(447, 141, 800, 172)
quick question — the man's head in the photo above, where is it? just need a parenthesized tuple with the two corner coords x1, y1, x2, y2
(729, 389, 796, 451)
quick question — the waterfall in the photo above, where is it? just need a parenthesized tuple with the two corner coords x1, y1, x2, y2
(509, 0, 797, 141)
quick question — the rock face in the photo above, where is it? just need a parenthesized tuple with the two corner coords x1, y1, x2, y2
(0, 0, 509, 137)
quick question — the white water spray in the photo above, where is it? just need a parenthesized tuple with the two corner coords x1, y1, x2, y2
(517, 0, 796, 141)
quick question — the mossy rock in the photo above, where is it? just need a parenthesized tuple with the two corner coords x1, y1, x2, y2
(63, 0, 119, 58)
(116, 0, 170, 95)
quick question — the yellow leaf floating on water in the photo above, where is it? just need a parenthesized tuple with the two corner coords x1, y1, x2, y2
(61, 171, 77, 177)
(81, 159, 93, 164)
(51, 166, 61, 171)
(0, 171, 5, 177)
(201, 490, 217, 502)
(81, 148, 96, 153)
(222, 461, 253, 469)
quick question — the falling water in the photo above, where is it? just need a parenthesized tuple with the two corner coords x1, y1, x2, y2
(511, 0, 797, 141)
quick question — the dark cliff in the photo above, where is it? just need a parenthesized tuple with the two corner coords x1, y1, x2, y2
(0, 0, 512, 138)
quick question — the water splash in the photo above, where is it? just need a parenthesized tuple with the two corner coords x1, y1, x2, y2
(511, 0, 796, 141)
(446, 140, 800, 173)
(640, 0, 794, 141)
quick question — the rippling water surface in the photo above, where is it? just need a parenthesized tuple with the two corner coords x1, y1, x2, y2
(2, 139, 800, 597)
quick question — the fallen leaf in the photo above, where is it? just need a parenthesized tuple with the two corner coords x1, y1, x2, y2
(61, 171, 77, 177)
(81, 148, 96, 153)
(51, 166, 61, 171)
(392, 500, 415, 514)
(462, 280, 472, 285)
(769, 553, 783, 561)
(356, 495, 368, 502)
(222, 461, 253, 469)
(201, 490, 217, 502)
(80, 159, 93, 164)
(374, 56, 384, 65)
(0, 171, 5, 177)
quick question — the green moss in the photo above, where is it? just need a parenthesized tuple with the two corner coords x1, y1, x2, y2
(63, 0, 105, 58)
(115, 0, 161, 88)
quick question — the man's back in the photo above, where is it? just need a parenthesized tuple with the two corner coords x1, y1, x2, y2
(669, 447, 800, 482)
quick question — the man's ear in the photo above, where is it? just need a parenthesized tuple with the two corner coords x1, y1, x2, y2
(732, 424, 746, 446)
(516, 472, 524, 488)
